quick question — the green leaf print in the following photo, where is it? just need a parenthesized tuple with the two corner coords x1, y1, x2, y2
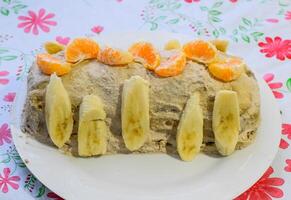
(0, 7, 9, 16)
(150, 22, 158, 31)
(167, 18, 179, 24)
(155, 16, 167, 21)
(286, 78, 291, 92)
(200, 6, 208, 11)
(0, 55, 17, 61)
(239, 25, 248, 32)
(242, 17, 252, 27)
(212, 1, 223, 8)
(211, 16, 221, 22)
(241, 34, 250, 43)
(219, 27, 226, 34)
(251, 32, 264, 41)
(209, 10, 221, 16)
(213, 29, 219, 38)
(0, 49, 8, 54)
(3, 0, 11, 4)
(0, 157, 11, 163)
(36, 185, 46, 198)
(12, 4, 27, 14)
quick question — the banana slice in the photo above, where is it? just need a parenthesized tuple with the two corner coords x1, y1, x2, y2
(122, 76, 150, 151)
(45, 74, 73, 148)
(78, 95, 108, 157)
(212, 90, 240, 156)
(177, 93, 203, 161)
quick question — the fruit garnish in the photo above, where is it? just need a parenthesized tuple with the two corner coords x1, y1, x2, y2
(36, 53, 71, 76)
(65, 38, 99, 63)
(97, 47, 133, 66)
(128, 42, 160, 70)
(164, 39, 181, 50)
(208, 56, 244, 82)
(210, 39, 229, 52)
(155, 51, 186, 77)
(44, 42, 64, 54)
(183, 39, 217, 63)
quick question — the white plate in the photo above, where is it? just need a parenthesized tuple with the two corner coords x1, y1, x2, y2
(11, 32, 281, 200)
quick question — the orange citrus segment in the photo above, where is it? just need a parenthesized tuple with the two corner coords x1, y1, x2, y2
(183, 40, 217, 63)
(210, 39, 229, 53)
(128, 42, 160, 70)
(208, 57, 244, 82)
(44, 42, 64, 54)
(65, 38, 99, 63)
(155, 51, 186, 77)
(164, 39, 181, 50)
(97, 47, 133, 66)
(36, 53, 71, 76)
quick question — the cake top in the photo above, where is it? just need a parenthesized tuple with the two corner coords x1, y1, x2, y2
(36, 37, 245, 82)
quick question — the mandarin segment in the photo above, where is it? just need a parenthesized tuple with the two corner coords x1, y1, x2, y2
(37, 53, 71, 76)
(210, 39, 229, 52)
(97, 47, 133, 66)
(183, 39, 217, 63)
(164, 39, 181, 50)
(65, 38, 99, 63)
(128, 42, 160, 70)
(44, 42, 64, 54)
(155, 51, 186, 77)
(208, 57, 244, 82)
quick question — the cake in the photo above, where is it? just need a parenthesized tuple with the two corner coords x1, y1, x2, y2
(21, 38, 260, 161)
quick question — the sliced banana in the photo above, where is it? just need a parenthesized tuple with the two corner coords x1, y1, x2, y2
(122, 76, 150, 151)
(212, 90, 240, 156)
(177, 93, 203, 161)
(78, 95, 108, 157)
(45, 74, 73, 148)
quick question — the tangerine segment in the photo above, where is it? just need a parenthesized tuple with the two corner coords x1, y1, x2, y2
(65, 38, 99, 63)
(183, 40, 217, 63)
(44, 42, 64, 54)
(98, 47, 133, 66)
(155, 51, 186, 77)
(164, 39, 181, 50)
(37, 53, 71, 76)
(210, 39, 229, 52)
(128, 42, 160, 70)
(208, 57, 244, 82)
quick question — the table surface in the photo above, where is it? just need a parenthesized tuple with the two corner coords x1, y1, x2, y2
(0, 0, 290, 199)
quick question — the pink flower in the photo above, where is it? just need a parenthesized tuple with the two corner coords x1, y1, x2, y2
(282, 123, 291, 139)
(285, 11, 291, 20)
(47, 192, 64, 200)
(0, 168, 20, 193)
(235, 167, 284, 200)
(263, 73, 284, 99)
(229, 0, 238, 2)
(280, 138, 289, 149)
(55, 36, 70, 45)
(91, 25, 104, 34)
(0, 71, 9, 85)
(285, 159, 291, 172)
(18, 8, 57, 35)
(0, 123, 12, 146)
(184, 0, 200, 3)
(258, 36, 291, 61)
(3, 92, 16, 102)
(265, 18, 279, 23)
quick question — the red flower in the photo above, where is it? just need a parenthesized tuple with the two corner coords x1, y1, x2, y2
(280, 138, 289, 149)
(47, 192, 64, 200)
(91, 25, 104, 34)
(285, 11, 291, 20)
(263, 73, 284, 99)
(18, 8, 57, 35)
(0, 71, 9, 85)
(3, 92, 16, 102)
(0, 168, 20, 193)
(184, 0, 200, 3)
(235, 167, 284, 200)
(282, 123, 291, 139)
(55, 36, 70, 46)
(258, 36, 291, 61)
(229, 0, 238, 2)
(0, 123, 12, 146)
(285, 159, 291, 172)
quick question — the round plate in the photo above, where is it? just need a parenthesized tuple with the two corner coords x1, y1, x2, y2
(11, 32, 281, 200)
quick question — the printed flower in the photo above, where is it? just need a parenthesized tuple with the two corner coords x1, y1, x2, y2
(184, 0, 200, 3)
(285, 159, 291, 172)
(3, 92, 16, 102)
(17, 8, 57, 35)
(280, 138, 289, 149)
(0, 71, 9, 85)
(55, 36, 70, 45)
(0, 123, 12, 145)
(229, 0, 238, 2)
(47, 192, 64, 200)
(91, 25, 104, 34)
(0, 168, 20, 193)
(258, 36, 291, 61)
(235, 167, 284, 200)
(285, 11, 291, 20)
(282, 123, 291, 139)
(265, 18, 279, 23)
(263, 73, 284, 99)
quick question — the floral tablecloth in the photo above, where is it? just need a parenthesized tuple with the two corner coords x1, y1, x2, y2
(0, 0, 290, 199)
